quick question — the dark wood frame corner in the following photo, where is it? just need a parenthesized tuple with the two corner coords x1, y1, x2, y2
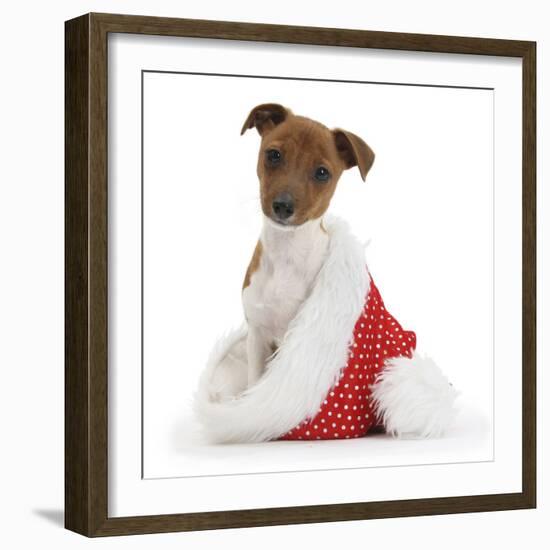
(65, 12, 536, 537)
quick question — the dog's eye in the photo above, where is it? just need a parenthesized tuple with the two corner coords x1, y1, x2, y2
(314, 166, 331, 182)
(265, 149, 282, 166)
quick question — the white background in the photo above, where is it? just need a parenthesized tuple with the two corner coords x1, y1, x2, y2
(0, 0, 546, 548)
(139, 48, 497, 480)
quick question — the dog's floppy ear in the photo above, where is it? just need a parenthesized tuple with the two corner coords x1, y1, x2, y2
(332, 129, 375, 181)
(241, 103, 290, 136)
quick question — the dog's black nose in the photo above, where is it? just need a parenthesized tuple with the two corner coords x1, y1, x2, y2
(272, 193, 295, 220)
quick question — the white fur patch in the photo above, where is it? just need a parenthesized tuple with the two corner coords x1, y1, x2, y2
(370, 352, 458, 438)
(242, 215, 329, 363)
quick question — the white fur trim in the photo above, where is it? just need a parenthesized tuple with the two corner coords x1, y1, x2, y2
(192, 215, 370, 443)
(371, 352, 458, 438)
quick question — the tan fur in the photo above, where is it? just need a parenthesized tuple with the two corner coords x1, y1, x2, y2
(242, 239, 263, 290)
(241, 104, 375, 227)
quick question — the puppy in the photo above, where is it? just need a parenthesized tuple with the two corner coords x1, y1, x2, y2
(241, 103, 375, 388)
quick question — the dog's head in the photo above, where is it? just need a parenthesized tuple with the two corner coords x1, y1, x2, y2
(241, 103, 375, 227)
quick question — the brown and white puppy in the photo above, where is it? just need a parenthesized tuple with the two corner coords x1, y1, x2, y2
(241, 103, 375, 388)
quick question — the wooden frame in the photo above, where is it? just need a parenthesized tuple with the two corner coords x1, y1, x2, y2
(65, 12, 536, 537)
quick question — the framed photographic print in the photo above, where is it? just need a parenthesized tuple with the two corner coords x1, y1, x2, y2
(65, 12, 536, 537)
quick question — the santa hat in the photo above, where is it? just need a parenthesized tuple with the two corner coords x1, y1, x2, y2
(193, 216, 457, 443)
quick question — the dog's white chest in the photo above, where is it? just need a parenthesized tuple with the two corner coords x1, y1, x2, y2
(242, 218, 328, 347)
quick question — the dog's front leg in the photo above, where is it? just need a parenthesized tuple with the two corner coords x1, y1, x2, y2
(246, 325, 271, 388)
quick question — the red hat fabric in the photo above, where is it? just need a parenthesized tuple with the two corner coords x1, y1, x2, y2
(279, 277, 416, 440)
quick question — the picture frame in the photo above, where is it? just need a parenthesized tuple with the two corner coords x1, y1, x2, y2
(65, 12, 536, 537)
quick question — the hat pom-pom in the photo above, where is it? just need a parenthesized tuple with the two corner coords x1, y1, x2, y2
(371, 352, 458, 438)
